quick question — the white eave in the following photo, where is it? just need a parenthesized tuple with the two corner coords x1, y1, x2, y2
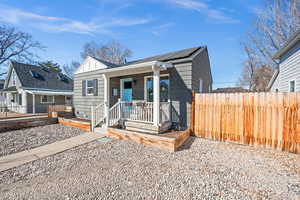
(102, 61, 173, 77)
(24, 88, 73, 96)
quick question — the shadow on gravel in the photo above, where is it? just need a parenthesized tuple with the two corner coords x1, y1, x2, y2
(177, 136, 196, 151)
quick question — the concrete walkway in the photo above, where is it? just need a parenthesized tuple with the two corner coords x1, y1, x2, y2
(0, 132, 104, 172)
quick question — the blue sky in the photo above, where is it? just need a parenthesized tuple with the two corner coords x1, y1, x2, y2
(0, 0, 262, 88)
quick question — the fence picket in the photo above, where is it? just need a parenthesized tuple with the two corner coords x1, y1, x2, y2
(193, 92, 300, 154)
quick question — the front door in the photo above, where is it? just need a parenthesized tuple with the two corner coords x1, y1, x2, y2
(121, 78, 133, 102)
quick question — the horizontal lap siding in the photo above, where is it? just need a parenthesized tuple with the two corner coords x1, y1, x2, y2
(192, 48, 212, 93)
(73, 71, 104, 119)
(168, 62, 192, 129)
(278, 42, 300, 92)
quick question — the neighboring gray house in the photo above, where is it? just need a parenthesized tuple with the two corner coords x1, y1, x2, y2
(74, 46, 212, 132)
(268, 30, 300, 92)
(1, 61, 73, 113)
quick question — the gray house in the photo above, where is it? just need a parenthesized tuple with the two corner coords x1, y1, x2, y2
(268, 30, 300, 92)
(74, 46, 212, 132)
(1, 61, 73, 113)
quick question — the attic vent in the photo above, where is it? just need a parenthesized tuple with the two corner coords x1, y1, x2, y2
(30, 70, 40, 79)
(57, 73, 68, 82)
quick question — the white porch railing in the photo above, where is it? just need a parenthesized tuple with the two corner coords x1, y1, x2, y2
(91, 100, 171, 130)
(91, 103, 105, 130)
(108, 100, 121, 127)
(121, 101, 154, 123)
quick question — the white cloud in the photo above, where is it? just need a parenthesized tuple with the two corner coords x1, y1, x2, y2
(0, 5, 152, 35)
(151, 23, 174, 36)
(167, 0, 240, 24)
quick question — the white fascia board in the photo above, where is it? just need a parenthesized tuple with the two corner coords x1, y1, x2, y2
(24, 89, 73, 96)
(103, 61, 173, 75)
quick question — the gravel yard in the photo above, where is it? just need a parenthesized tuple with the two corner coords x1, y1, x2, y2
(0, 124, 86, 157)
(0, 137, 300, 200)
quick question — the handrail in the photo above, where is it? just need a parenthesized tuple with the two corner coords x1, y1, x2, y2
(91, 103, 105, 131)
(160, 102, 171, 124)
(108, 100, 121, 127)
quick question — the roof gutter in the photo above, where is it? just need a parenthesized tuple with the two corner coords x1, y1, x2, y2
(274, 31, 300, 59)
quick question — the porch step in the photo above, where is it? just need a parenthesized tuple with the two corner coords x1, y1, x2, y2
(93, 127, 108, 136)
(124, 121, 171, 134)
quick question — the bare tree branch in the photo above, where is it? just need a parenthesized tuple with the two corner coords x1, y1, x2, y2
(0, 25, 45, 66)
(81, 40, 132, 65)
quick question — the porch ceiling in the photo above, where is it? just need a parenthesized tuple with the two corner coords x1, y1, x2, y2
(103, 61, 173, 77)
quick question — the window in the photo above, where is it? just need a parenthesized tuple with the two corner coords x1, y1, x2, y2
(290, 80, 295, 92)
(12, 70, 16, 86)
(145, 75, 169, 102)
(86, 80, 94, 95)
(199, 79, 203, 93)
(18, 94, 22, 105)
(40, 95, 54, 104)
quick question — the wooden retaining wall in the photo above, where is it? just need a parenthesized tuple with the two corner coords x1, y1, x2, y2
(107, 128, 190, 152)
(58, 117, 91, 131)
(0, 116, 58, 132)
(191, 92, 300, 154)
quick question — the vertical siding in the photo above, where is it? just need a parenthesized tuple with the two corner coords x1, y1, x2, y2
(73, 70, 104, 119)
(278, 42, 300, 92)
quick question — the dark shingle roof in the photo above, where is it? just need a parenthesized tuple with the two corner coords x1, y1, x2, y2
(90, 57, 119, 68)
(11, 61, 73, 91)
(122, 46, 204, 66)
(91, 46, 204, 68)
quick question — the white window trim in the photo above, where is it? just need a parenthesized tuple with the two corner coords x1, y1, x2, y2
(86, 80, 94, 96)
(289, 79, 296, 92)
(40, 95, 55, 104)
(120, 78, 133, 101)
(144, 74, 169, 102)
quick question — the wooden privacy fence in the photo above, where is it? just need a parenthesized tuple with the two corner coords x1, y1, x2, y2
(191, 92, 300, 154)
(48, 105, 73, 117)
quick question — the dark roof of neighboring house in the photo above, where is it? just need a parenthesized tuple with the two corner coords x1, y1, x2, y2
(274, 29, 300, 59)
(8, 61, 73, 91)
(213, 87, 249, 93)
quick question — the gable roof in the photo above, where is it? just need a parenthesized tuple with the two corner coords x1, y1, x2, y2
(90, 46, 204, 68)
(90, 57, 119, 68)
(6, 61, 73, 91)
(122, 46, 204, 67)
(274, 29, 300, 59)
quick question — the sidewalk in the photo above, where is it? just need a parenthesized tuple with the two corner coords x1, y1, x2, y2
(0, 132, 104, 172)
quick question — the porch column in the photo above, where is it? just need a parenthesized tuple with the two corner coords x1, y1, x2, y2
(103, 74, 110, 127)
(22, 91, 27, 113)
(32, 94, 35, 114)
(153, 66, 160, 127)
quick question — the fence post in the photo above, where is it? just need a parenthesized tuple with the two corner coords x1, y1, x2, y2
(190, 90, 195, 136)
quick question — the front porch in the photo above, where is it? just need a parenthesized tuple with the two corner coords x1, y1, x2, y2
(91, 61, 173, 134)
